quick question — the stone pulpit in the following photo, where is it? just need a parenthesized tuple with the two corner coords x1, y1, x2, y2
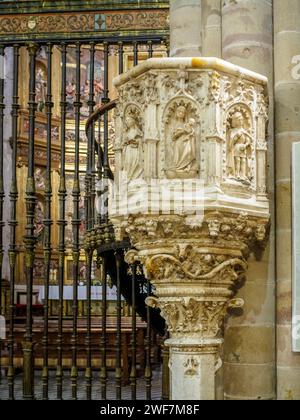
(110, 57, 270, 400)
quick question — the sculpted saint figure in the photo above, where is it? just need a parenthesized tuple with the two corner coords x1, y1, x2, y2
(123, 113, 143, 180)
(168, 105, 197, 177)
(34, 167, 46, 189)
(36, 68, 47, 112)
(228, 111, 252, 181)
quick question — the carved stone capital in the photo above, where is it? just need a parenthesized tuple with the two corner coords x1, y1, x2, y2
(146, 296, 244, 339)
(120, 210, 268, 341)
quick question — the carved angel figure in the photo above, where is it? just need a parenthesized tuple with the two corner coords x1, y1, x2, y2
(122, 112, 144, 180)
(169, 105, 197, 177)
(227, 111, 252, 181)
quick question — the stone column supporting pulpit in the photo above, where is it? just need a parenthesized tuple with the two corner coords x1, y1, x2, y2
(110, 57, 270, 400)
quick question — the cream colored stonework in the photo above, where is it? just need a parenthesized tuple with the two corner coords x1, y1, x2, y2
(109, 57, 270, 400)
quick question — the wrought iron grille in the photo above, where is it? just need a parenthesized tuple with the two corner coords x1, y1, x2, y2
(0, 36, 169, 401)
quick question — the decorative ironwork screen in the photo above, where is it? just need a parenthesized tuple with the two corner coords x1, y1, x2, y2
(0, 32, 169, 400)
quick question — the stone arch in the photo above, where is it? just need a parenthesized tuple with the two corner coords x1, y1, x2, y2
(225, 103, 253, 132)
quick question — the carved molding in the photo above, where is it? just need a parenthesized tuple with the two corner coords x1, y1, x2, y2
(119, 213, 269, 252)
(0, 9, 169, 36)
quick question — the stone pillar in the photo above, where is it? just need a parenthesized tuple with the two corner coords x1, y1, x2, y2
(222, 0, 273, 75)
(110, 57, 270, 400)
(274, 0, 300, 400)
(170, 0, 202, 57)
(222, 0, 276, 400)
(202, 0, 222, 57)
(3, 48, 13, 282)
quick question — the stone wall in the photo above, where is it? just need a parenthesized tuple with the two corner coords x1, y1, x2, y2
(274, 0, 300, 400)
(168, 0, 300, 401)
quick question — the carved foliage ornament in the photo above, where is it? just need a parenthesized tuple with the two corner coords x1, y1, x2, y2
(146, 296, 243, 337)
(256, 87, 269, 119)
(144, 72, 159, 104)
(0, 10, 169, 35)
(161, 70, 204, 102)
(119, 82, 144, 107)
(121, 214, 269, 250)
(145, 253, 247, 284)
(104, 11, 169, 31)
(118, 72, 159, 110)
(184, 356, 200, 377)
(188, 74, 205, 103)
(208, 71, 221, 103)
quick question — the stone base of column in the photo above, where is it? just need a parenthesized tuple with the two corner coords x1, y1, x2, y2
(166, 338, 223, 400)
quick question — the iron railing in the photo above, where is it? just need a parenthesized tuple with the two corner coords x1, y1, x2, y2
(0, 37, 169, 401)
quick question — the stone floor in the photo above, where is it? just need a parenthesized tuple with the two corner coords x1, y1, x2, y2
(0, 369, 162, 400)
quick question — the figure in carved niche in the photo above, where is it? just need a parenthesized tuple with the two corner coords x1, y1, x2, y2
(227, 110, 253, 182)
(36, 67, 47, 113)
(168, 105, 197, 178)
(122, 108, 144, 181)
